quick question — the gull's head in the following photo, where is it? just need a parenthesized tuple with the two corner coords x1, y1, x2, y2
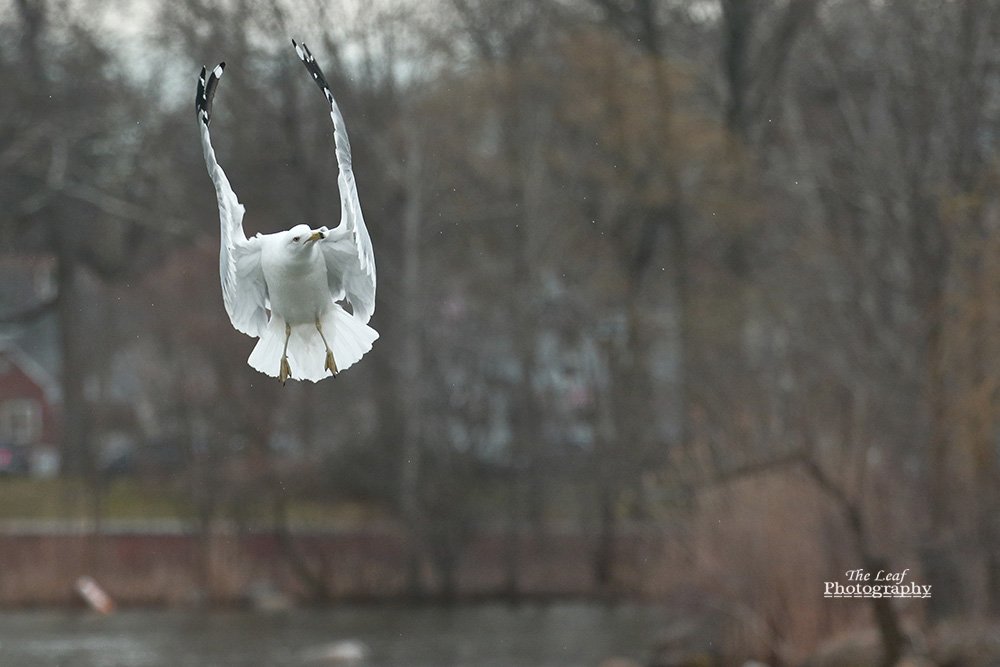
(286, 224, 327, 251)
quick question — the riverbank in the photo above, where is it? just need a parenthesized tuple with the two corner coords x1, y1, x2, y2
(0, 522, 665, 608)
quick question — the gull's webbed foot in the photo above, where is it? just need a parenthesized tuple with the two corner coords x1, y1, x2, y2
(325, 349, 339, 375)
(279, 322, 293, 385)
(316, 317, 338, 375)
(280, 355, 292, 385)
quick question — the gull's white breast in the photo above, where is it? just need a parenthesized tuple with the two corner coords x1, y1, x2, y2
(260, 241, 331, 325)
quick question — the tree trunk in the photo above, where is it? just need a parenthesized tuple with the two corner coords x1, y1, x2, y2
(399, 123, 426, 598)
(803, 458, 907, 667)
(55, 235, 92, 478)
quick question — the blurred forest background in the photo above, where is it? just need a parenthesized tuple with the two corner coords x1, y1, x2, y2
(2, 0, 1000, 662)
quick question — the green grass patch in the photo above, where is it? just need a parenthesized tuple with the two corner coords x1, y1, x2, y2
(0, 477, 388, 526)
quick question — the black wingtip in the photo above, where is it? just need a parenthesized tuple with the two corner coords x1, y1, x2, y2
(196, 62, 227, 126)
(293, 40, 333, 99)
(196, 66, 207, 118)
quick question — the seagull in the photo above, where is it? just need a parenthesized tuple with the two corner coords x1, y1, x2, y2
(196, 40, 377, 383)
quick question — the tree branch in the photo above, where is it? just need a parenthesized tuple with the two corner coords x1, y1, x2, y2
(59, 181, 191, 237)
(0, 296, 57, 325)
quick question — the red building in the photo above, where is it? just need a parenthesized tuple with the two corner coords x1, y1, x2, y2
(0, 345, 61, 476)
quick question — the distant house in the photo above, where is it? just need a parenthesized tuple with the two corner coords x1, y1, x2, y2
(0, 253, 61, 476)
(0, 345, 61, 476)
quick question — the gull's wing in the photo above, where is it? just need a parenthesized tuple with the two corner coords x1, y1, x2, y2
(197, 63, 268, 337)
(293, 40, 376, 324)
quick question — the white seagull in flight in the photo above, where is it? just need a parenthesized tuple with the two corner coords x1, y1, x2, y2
(196, 40, 378, 384)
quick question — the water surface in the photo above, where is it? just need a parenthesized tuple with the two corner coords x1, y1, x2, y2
(0, 603, 675, 666)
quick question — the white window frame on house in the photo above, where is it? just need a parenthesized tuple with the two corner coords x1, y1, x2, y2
(0, 399, 42, 445)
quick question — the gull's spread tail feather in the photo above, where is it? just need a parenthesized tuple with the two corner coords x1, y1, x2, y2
(247, 306, 378, 382)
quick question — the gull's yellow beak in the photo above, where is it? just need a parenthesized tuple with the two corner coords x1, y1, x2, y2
(306, 231, 326, 242)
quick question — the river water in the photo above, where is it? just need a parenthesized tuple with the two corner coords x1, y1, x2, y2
(0, 603, 676, 666)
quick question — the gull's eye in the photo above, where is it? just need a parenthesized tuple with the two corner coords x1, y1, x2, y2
(293, 236, 300, 242)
